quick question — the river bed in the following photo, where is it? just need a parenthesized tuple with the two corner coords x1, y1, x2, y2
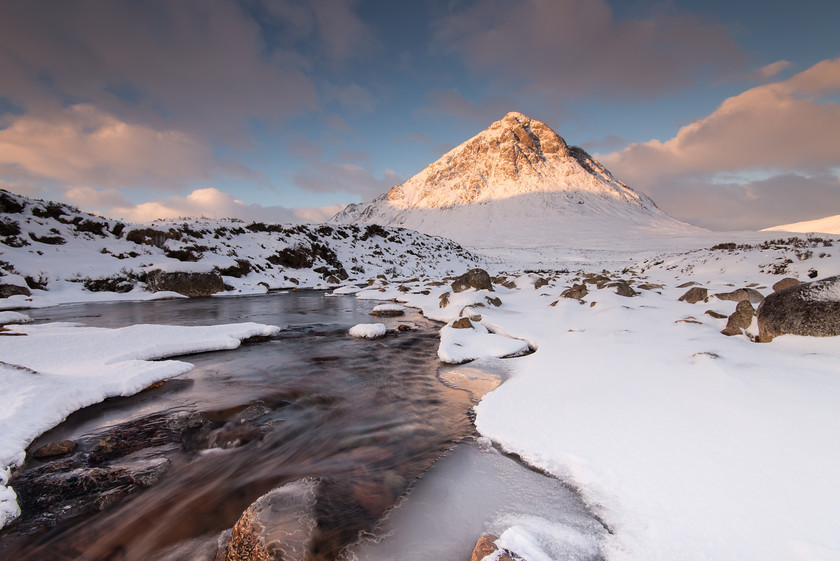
(0, 292, 604, 561)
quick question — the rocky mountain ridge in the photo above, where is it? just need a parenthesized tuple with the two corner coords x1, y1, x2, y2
(333, 112, 696, 249)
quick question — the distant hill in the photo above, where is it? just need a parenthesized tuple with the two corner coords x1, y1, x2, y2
(0, 189, 481, 300)
(333, 112, 699, 250)
(762, 214, 840, 235)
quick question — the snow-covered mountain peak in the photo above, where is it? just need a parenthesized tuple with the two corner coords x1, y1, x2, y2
(375, 110, 650, 211)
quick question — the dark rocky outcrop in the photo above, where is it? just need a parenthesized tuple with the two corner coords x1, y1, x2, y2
(0, 281, 30, 298)
(757, 275, 840, 342)
(715, 288, 764, 304)
(451, 269, 493, 293)
(146, 269, 224, 297)
(721, 300, 755, 336)
(678, 287, 708, 304)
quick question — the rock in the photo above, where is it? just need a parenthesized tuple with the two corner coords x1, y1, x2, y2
(0, 282, 30, 298)
(222, 479, 318, 561)
(451, 268, 493, 293)
(611, 281, 637, 297)
(370, 304, 405, 317)
(146, 269, 224, 298)
(715, 287, 764, 304)
(560, 284, 588, 300)
(533, 277, 548, 289)
(451, 317, 473, 329)
(471, 534, 500, 561)
(485, 296, 502, 307)
(32, 440, 77, 459)
(678, 287, 708, 304)
(705, 310, 728, 319)
(439, 292, 450, 308)
(637, 283, 664, 290)
(757, 275, 840, 342)
(721, 300, 755, 336)
(677, 281, 698, 288)
(772, 277, 800, 292)
(326, 275, 340, 284)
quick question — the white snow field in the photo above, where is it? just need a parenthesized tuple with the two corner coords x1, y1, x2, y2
(764, 213, 840, 235)
(0, 321, 280, 529)
(353, 233, 840, 561)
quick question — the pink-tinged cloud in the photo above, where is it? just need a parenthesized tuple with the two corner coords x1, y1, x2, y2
(0, 104, 244, 189)
(0, 1, 319, 143)
(757, 60, 792, 80)
(101, 187, 341, 224)
(293, 163, 402, 200)
(601, 58, 840, 186)
(598, 58, 840, 230)
(434, 0, 744, 98)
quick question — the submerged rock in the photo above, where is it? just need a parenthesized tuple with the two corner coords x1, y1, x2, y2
(222, 479, 318, 561)
(32, 440, 77, 459)
(451, 269, 493, 293)
(757, 275, 840, 342)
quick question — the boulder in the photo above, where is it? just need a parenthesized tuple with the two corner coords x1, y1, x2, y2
(757, 275, 840, 342)
(451, 318, 473, 329)
(715, 288, 764, 304)
(533, 277, 549, 289)
(772, 277, 800, 292)
(485, 296, 502, 307)
(678, 287, 708, 304)
(470, 534, 500, 561)
(146, 269, 224, 297)
(439, 292, 450, 308)
(721, 300, 755, 336)
(222, 479, 318, 561)
(560, 284, 588, 300)
(611, 281, 637, 297)
(451, 269, 493, 293)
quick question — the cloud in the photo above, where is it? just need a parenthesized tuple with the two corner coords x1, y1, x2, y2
(646, 173, 840, 231)
(419, 90, 522, 125)
(601, 58, 840, 185)
(0, 104, 249, 189)
(598, 58, 840, 230)
(89, 187, 339, 224)
(293, 162, 402, 200)
(0, 1, 319, 143)
(756, 60, 793, 80)
(434, 0, 744, 99)
(310, 0, 379, 64)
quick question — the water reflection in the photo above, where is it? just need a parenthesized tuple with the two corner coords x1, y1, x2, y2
(1, 292, 475, 561)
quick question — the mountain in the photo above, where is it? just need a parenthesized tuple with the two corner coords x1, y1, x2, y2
(333, 112, 699, 250)
(762, 214, 840, 235)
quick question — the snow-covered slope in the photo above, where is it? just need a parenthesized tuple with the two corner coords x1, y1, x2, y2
(0, 190, 482, 306)
(333, 112, 699, 250)
(763, 214, 840, 235)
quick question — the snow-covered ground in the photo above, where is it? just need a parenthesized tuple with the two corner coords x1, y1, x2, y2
(352, 231, 840, 561)
(4, 187, 840, 560)
(0, 320, 280, 529)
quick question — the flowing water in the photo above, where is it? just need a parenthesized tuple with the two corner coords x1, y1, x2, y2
(0, 292, 604, 561)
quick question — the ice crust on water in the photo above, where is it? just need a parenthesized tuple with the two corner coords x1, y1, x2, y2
(349, 443, 604, 561)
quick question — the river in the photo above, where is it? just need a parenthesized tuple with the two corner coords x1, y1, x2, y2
(0, 291, 604, 561)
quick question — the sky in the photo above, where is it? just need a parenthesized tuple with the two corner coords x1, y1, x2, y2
(0, 0, 838, 231)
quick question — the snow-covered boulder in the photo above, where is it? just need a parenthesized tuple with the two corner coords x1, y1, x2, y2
(349, 323, 387, 339)
(370, 304, 405, 317)
(757, 275, 840, 342)
(438, 318, 530, 364)
(715, 287, 764, 304)
(451, 269, 493, 293)
(0, 274, 30, 298)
